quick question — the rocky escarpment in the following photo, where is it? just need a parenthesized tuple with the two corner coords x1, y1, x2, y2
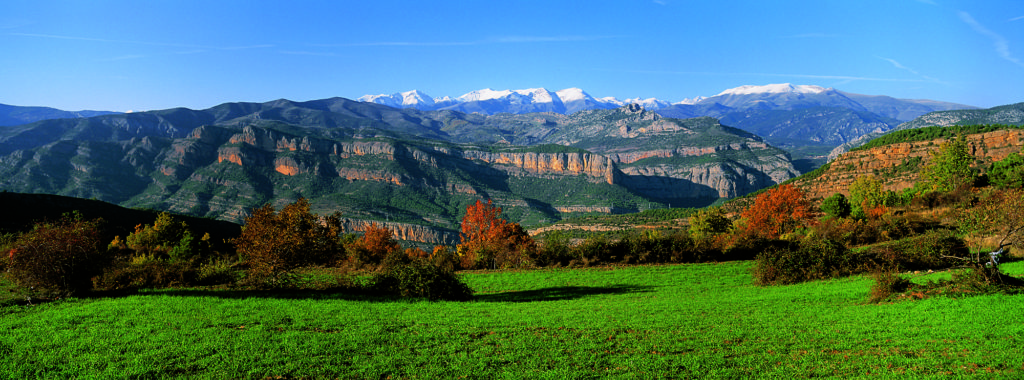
(207, 126, 623, 186)
(339, 218, 459, 245)
(457, 150, 618, 184)
(796, 129, 1024, 200)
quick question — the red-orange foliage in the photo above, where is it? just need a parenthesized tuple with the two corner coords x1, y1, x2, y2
(405, 247, 430, 259)
(234, 198, 343, 280)
(6, 213, 105, 297)
(865, 204, 890, 220)
(457, 199, 536, 269)
(347, 222, 401, 268)
(739, 184, 815, 239)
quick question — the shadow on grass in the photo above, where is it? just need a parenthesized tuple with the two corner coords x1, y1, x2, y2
(80, 284, 656, 304)
(473, 284, 656, 303)
(88, 286, 402, 303)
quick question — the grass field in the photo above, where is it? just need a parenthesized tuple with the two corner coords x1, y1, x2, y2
(2, 261, 1023, 378)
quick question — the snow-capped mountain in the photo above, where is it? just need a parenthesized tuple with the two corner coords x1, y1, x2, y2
(358, 84, 974, 122)
(716, 83, 828, 96)
(357, 90, 455, 109)
(359, 87, 680, 115)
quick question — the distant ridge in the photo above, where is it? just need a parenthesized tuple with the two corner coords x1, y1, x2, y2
(0, 103, 119, 127)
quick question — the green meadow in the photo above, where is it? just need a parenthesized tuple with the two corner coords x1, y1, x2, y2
(3, 261, 1023, 379)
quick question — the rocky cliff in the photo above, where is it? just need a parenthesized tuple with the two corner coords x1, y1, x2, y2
(796, 129, 1024, 200)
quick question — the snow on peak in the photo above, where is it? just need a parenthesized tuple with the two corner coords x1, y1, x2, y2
(457, 88, 515, 102)
(514, 88, 556, 103)
(674, 96, 706, 105)
(717, 83, 828, 96)
(400, 90, 434, 106)
(357, 93, 392, 103)
(555, 88, 590, 102)
(358, 90, 434, 107)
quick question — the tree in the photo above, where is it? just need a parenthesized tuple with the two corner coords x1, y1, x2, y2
(6, 213, 105, 298)
(849, 175, 886, 219)
(820, 193, 851, 219)
(989, 151, 1024, 189)
(922, 134, 974, 192)
(117, 212, 205, 262)
(688, 207, 731, 238)
(739, 184, 815, 239)
(958, 188, 1024, 259)
(234, 198, 344, 284)
(457, 199, 536, 269)
(346, 222, 401, 268)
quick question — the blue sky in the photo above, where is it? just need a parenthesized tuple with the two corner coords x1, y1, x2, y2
(1, 0, 1022, 112)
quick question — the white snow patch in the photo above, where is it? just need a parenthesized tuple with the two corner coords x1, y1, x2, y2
(457, 88, 515, 102)
(555, 87, 590, 102)
(716, 83, 827, 96)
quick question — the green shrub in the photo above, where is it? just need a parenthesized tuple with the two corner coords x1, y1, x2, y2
(429, 245, 462, 272)
(196, 258, 241, 286)
(820, 193, 851, 219)
(752, 238, 853, 286)
(534, 231, 576, 267)
(6, 213, 106, 298)
(371, 259, 473, 301)
(864, 229, 968, 270)
(688, 208, 731, 238)
(989, 152, 1024, 189)
(93, 260, 195, 291)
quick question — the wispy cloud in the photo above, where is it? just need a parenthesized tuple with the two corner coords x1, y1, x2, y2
(653, 0, 669, 5)
(878, 57, 919, 75)
(876, 56, 946, 84)
(313, 35, 619, 48)
(958, 11, 1024, 68)
(1010, 15, 1024, 22)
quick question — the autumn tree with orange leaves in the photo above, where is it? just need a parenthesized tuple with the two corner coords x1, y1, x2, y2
(347, 222, 401, 268)
(234, 198, 344, 284)
(457, 199, 536, 269)
(739, 184, 815, 239)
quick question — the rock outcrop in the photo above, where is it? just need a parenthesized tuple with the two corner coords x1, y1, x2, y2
(796, 129, 1024, 199)
(339, 218, 459, 245)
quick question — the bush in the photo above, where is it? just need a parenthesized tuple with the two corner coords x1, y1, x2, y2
(688, 208, 731, 238)
(989, 152, 1024, 189)
(195, 258, 241, 286)
(811, 215, 911, 247)
(429, 245, 461, 272)
(868, 269, 911, 303)
(371, 259, 473, 301)
(234, 198, 344, 286)
(6, 213, 106, 298)
(345, 222, 401, 269)
(93, 260, 195, 291)
(820, 193, 851, 219)
(534, 231, 576, 267)
(863, 229, 968, 270)
(752, 238, 853, 286)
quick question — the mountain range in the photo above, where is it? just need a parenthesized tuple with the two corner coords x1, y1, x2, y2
(360, 84, 975, 162)
(0, 85, 999, 244)
(0, 97, 799, 244)
(0, 104, 119, 127)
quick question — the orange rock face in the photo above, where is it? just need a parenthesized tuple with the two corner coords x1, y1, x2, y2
(795, 129, 1024, 199)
